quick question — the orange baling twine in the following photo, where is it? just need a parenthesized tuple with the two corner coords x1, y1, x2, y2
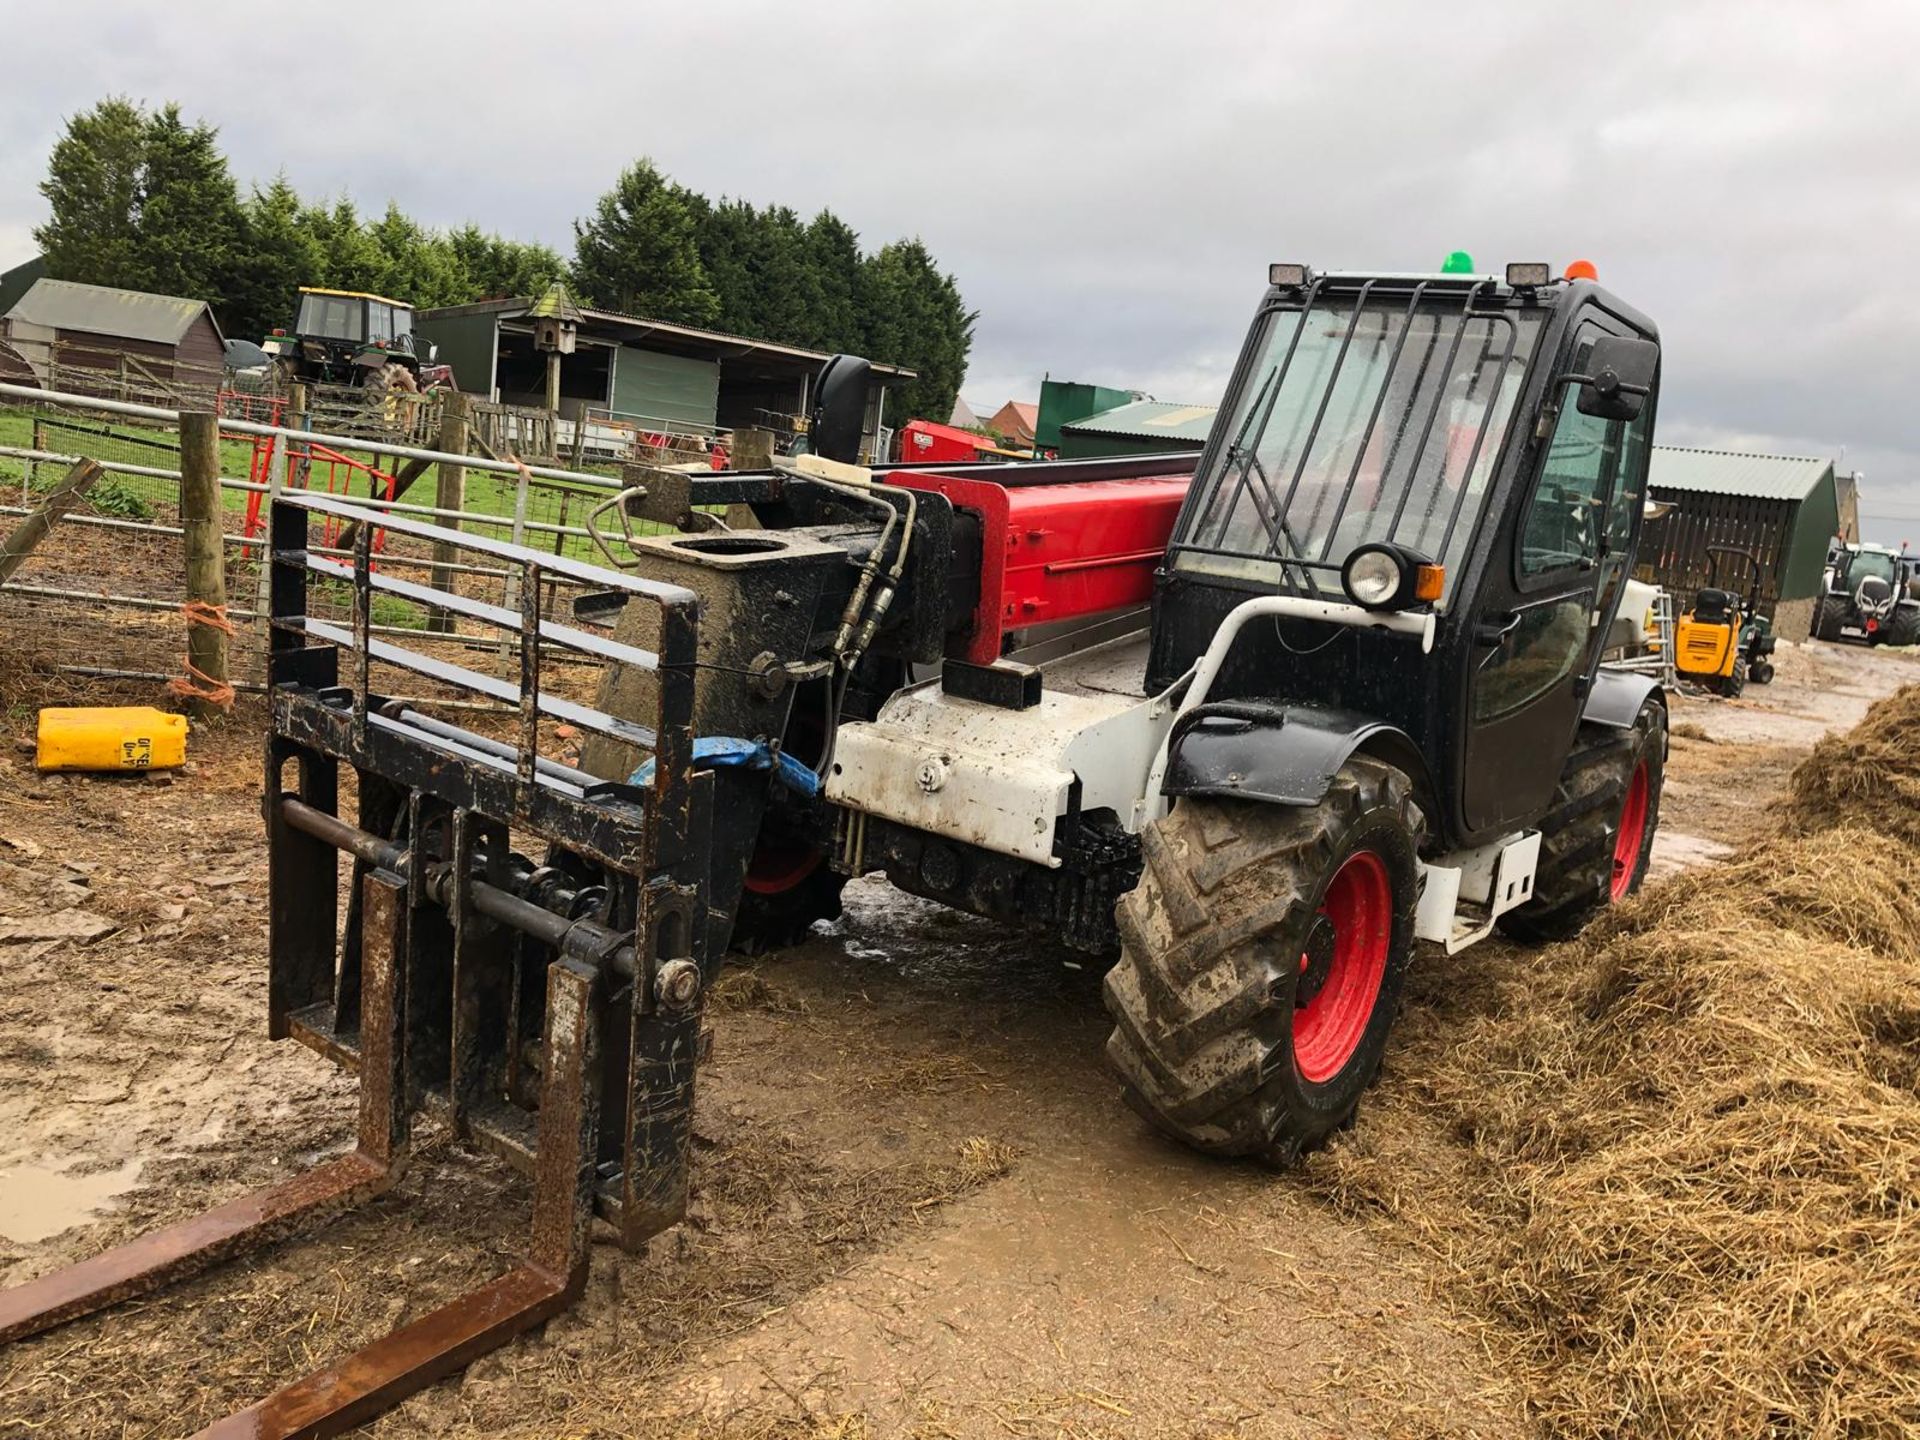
(165, 600, 238, 710)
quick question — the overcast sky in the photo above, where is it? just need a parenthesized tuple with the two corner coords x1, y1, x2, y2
(4, 1, 1917, 539)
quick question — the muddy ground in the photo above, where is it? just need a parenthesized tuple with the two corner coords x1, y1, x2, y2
(1, 636, 1913, 1439)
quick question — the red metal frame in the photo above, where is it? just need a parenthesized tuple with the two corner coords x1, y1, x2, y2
(242, 438, 402, 558)
(888, 470, 1191, 663)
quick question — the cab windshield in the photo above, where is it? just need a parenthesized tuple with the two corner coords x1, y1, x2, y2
(1847, 550, 1899, 586)
(295, 293, 366, 344)
(1176, 292, 1546, 604)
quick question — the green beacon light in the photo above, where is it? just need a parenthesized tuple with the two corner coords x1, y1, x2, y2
(1440, 250, 1476, 275)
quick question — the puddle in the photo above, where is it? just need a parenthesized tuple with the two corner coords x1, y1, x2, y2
(1649, 828, 1736, 880)
(0, 1157, 143, 1244)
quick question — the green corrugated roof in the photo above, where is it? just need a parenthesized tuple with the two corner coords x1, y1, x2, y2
(4, 277, 219, 346)
(1648, 445, 1832, 502)
(1060, 399, 1215, 444)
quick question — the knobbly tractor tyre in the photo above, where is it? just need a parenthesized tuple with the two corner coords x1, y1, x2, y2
(1814, 594, 1848, 642)
(1885, 605, 1920, 648)
(1103, 758, 1422, 1165)
(1496, 698, 1665, 944)
(1714, 657, 1748, 698)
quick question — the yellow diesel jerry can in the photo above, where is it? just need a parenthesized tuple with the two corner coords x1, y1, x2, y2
(35, 707, 189, 772)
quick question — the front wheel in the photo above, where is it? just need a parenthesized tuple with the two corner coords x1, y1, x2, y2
(1814, 594, 1848, 642)
(1103, 758, 1423, 1166)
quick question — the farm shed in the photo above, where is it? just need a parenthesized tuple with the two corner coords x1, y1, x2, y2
(1034, 378, 1138, 451)
(1640, 445, 1841, 642)
(414, 297, 914, 459)
(1056, 398, 1215, 459)
(0, 277, 225, 389)
(0, 254, 46, 315)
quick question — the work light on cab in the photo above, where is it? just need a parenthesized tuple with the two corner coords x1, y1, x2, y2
(1340, 543, 1443, 611)
(1268, 262, 1309, 288)
(1505, 261, 1551, 288)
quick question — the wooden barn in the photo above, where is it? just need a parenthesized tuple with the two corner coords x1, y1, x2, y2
(1639, 445, 1841, 641)
(0, 277, 226, 392)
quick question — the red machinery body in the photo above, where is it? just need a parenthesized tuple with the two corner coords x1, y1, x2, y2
(896, 418, 1001, 464)
(889, 469, 1191, 663)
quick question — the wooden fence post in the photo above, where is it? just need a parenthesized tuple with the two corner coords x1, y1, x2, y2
(179, 411, 230, 720)
(428, 392, 470, 632)
(287, 383, 310, 475)
(0, 458, 103, 584)
(28, 418, 45, 501)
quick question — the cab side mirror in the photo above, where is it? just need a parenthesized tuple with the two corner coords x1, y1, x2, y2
(810, 354, 872, 464)
(1571, 335, 1658, 422)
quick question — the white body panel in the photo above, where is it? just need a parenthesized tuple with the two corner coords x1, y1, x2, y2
(830, 597, 1536, 957)
(1414, 831, 1541, 953)
(826, 632, 1178, 867)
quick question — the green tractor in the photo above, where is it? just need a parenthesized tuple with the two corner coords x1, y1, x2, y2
(262, 287, 444, 392)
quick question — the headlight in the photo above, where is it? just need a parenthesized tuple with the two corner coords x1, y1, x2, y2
(1340, 543, 1444, 611)
(1343, 548, 1404, 608)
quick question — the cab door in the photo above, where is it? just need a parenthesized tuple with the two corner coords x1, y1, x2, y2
(1460, 319, 1652, 833)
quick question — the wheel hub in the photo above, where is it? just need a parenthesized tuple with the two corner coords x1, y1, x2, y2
(1296, 913, 1337, 1005)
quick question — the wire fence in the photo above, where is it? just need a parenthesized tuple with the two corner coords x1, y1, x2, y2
(0, 381, 682, 726)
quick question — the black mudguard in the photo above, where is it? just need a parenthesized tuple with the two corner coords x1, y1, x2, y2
(1582, 667, 1665, 730)
(1161, 700, 1432, 809)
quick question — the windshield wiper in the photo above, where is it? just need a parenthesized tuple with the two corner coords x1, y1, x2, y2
(1216, 441, 1324, 599)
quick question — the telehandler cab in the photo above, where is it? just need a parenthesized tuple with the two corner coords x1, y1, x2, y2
(0, 259, 1668, 1435)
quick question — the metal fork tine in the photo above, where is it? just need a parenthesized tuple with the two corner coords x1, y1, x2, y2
(187, 948, 603, 1440)
(0, 871, 409, 1347)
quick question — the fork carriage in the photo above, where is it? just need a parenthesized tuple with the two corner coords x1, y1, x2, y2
(2, 491, 735, 1437)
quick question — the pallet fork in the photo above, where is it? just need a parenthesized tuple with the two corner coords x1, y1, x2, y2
(0, 492, 718, 1437)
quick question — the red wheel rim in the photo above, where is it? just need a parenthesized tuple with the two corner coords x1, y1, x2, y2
(1293, 850, 1392, 1085)
(1610, 761, 1650, 901)
(744, 680, 830, 898)
(743, 841, 822, 896)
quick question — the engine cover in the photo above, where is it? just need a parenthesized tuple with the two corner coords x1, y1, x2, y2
(826, 676, 1176, 867)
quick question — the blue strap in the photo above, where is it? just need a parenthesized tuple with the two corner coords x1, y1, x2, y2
(628, 736, 821, 798)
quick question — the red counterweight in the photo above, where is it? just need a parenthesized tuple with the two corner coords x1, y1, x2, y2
(889, 469, 1192, 664)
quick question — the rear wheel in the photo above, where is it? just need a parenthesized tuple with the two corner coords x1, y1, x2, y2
(1103, 758, 1422, 1165)
(1496, 699, 1665, 943)
(1749, 658, 1776, 685)
(731, 676, 841, 954)
(1714, 657, 1748, 698)
(729, 663, 902, 955)
(731, 825, 845, 955)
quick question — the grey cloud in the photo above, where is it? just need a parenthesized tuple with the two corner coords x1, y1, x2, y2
(4, 0, 1917, 536)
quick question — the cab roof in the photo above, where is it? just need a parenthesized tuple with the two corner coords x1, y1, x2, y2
(1272, 267, 1658, 343)
(298, 286, 413, 310)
